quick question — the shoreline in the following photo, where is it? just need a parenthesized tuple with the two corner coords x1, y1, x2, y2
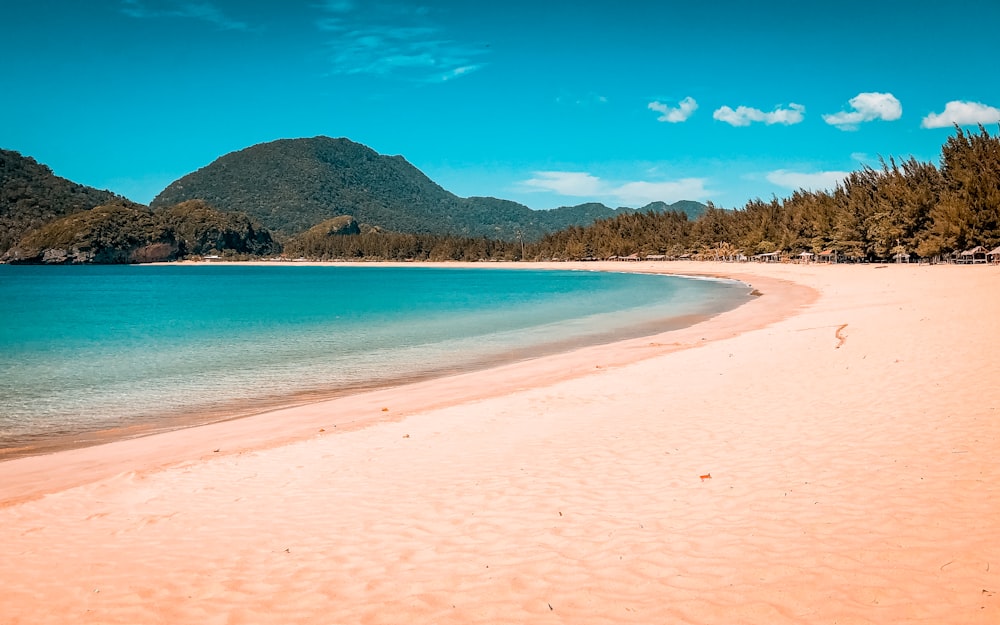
(3, 260, 998, 624)
(1, 262, 753, 462)
(0, 262, 809, 504)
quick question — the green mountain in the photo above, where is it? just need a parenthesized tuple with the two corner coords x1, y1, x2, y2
(1, 138, 706, 263)
(151, 137, 706, 241)
(0, 149, 119, 254)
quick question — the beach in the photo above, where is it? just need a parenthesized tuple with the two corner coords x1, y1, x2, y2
(1, 260, 998, 623)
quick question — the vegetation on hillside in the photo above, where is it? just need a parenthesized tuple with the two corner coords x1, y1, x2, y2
(283, 126, 1000, 263)
(7, 200, 175, 263)
(0, 149, 118, 255)
(150, 136, 705, 240)
(4, 126, 998, 265)
(4, 199, 279, 264)
(161, 200, 279, 258)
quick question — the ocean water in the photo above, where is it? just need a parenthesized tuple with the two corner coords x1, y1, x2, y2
(0, 264, 750, 453)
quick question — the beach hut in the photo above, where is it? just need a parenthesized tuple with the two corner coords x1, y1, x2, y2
(818, 249, 837, 264)
(797, 251, 814, 264)
(754, 251, 781, 263)
(988, 246, 1000, 264)
(893, 252, 911, 263)
(959, 246, 988, 264)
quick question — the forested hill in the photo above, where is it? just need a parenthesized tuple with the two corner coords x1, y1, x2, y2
(150, 137, 705, 240)
(4, 199, 279, 264)
(0, 149, 119, 253)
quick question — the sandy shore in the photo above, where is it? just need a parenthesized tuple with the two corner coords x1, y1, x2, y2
(2, 261, 998, 624)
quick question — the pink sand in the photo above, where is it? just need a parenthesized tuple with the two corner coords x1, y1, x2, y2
(1, 261, 998, 624)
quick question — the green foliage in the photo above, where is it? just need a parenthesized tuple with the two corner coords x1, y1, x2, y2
(5, 199, 279, 264)
(308, 215, 362, 236)
(9, 200, 174, 263)
(283, 217, 520, 261)
(534, 210, 693, 259)
(929, 125, 1000, 253)
(160, 200, 279, 257)
(7, 127, 1000, 265)
(534, 127, 1000, 262)
(0, 149, 118, 255)
(150, 137, 706, 240)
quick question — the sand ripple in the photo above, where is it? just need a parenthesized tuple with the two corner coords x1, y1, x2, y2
(2, 262, 998, 624)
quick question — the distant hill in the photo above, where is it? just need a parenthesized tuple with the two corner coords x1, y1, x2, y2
(1, 138, 707, 262)
(4, 198, 279, 264)
(0, 149, 119, 255)
(151, 137, 706, 241)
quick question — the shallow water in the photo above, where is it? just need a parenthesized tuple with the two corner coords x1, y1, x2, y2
(0, 264, 750, 452)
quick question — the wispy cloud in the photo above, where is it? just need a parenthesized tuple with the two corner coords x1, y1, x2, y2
(121, 0, 249, 30)
(648, 97, 698, 123)
(766, 169, 849, 192)
(443, 65, 480, 81)
(316, 2, 487, 82)
(822, 92, 902, 130)
(921, 100, 1000, 128)
(614, 180, 709, 205)
(520, 171, 710, 206)
(556, 92, 609, 107)
(713, 103, 805, 127)
(522, 172, 605, 197)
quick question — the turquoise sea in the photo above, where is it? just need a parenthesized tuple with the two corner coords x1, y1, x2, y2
(0, 264, 750, 455)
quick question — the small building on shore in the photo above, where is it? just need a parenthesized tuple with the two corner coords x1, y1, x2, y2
(958, 246, 988, 264)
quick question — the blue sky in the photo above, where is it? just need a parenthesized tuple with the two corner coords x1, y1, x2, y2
(4, 1, 1000, 210)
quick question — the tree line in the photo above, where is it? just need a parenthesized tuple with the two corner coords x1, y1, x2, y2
(284, 228, 522, 261)
(7, 126, 998, 264)
(535, 125, 1000, 262)
(283, 126, 1000, 263)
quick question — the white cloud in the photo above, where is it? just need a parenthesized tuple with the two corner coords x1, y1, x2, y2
(521, 171, 710, 205)
(440, 65, 484, 81)
(822, 92, 902, 130)
(121, 0, 250, 30)
(522, 172, 605, 196)
(766, 169, 850, 191)
(613, 179, 709, 205)
(713, 103, 805, 126)
(921, 100, 1000, 128)
(648, 97, 698, 123)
